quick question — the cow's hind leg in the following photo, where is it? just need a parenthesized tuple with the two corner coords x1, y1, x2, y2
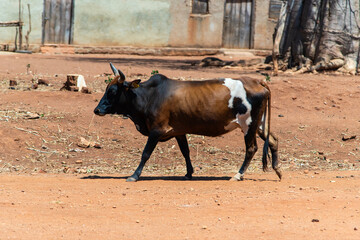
(231, 127, 258, 181)
(258, 129, 282, 180)
(176, 135, 194, 180)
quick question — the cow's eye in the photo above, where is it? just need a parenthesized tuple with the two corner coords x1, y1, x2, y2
(107, 85, 118, 97)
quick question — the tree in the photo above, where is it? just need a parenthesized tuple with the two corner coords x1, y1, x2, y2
(272, 0, 360, 75)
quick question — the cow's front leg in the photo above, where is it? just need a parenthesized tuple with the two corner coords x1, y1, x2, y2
(127, 132, 159, 182)
(175, 135, 193, 180)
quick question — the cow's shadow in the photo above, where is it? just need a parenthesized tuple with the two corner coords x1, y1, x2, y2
(81, 175, 278, 182)
(81, 175, 231, 181)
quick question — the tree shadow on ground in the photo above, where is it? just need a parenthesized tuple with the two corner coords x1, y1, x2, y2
(70, 56, 198, 71)
(69, 56, 259, 75)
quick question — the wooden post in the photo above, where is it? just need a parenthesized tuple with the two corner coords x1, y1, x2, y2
(25, 4, 31, 50)
(15, 28, 18, 51)
(18, 0, 23, 50)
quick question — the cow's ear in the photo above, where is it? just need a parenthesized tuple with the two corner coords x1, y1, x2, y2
(129, 79, 141, 89)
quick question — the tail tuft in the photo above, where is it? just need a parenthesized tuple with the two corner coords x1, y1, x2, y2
(262, 138, 269, 171)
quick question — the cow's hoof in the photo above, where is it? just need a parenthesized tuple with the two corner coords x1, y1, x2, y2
(230, 172, 244, 181)
(275, 169, 282, 181)
(183, 175, 192, 180)
(126, 177, 138, 182)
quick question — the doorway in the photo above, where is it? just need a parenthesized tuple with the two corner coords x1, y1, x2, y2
(222, 0, 253, 48)
(42, 0, 74, 44)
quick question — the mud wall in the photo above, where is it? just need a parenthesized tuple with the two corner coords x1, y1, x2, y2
(73, 0, 171, 46)
(0, 0, 277, 50)
(168, 0, 224, 48)
(252, 0, 278, 49)
(0, 0, 43, 45)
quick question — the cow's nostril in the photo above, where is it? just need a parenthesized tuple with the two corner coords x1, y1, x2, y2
(94, 108, 100, 115)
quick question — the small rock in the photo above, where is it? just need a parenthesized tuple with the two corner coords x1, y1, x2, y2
(93, 143, 102, 149)
(24, 113, 40, 119)
(69, 148, 85, 153)
(136, 220, 140, 223)
(38, 79, 50, 86)
(342, 135, 356, 141)
(70, 86, 79, 92)
(9, 80, 17, 86)
(354, 227, 358, 231)
(201, 225, 207, 230)
(75, 160, 83, 164)
(208, 149, 216, 154)
(312, 219, 320, 222)
(278, 114, 284, 117)
(77, 137, 91, 148)
(304, 170, 309, 174)
(81, 87, 92, 94)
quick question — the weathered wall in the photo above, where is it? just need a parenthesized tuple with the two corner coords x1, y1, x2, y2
(252, 0, 277, 49)
(168, 0, 225, 48)
(0, 0, 277, 50)
(73, 0, 172, 46)
(0, 0, 43, 45)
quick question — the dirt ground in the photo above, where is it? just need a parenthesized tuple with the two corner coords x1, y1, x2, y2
(0, 52, 359, 239)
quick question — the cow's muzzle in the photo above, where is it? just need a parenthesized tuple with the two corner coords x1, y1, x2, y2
(94, 108, 106, 116)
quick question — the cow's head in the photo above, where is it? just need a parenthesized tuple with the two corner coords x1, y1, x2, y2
(94, 63, 141, 116)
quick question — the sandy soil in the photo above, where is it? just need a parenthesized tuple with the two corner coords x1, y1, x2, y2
(0, 52, 359, 239)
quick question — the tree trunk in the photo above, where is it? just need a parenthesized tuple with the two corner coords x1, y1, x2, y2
(273, 0, 360, 74)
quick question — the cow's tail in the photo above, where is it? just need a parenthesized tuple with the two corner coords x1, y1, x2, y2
(261, 81, 271, 172)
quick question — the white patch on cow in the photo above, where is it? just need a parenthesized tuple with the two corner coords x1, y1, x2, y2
(76, 75, 87, 91)
(223, 78, 252, 135)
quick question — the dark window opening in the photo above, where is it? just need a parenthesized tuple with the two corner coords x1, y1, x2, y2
(269, 0, 282, 19)
(192, 0, 209, 14)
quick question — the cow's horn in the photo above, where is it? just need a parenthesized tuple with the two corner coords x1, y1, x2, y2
(110, 62, 119, 76)
(110, 62, 126, 83)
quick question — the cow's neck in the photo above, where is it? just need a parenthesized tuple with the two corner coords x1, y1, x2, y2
(124, 90, 150, 136)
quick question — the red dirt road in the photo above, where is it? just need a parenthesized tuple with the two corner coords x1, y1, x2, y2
(1, 172, 360, 240)
(0, 52, 360, 239)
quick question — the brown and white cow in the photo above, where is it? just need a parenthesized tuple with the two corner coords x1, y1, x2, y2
(94, 63, 282, 182)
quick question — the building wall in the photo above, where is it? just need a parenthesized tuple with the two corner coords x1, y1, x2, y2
(0, 0, 277, 50)
(0, 0, 43, 45)
(168, 0, 224, 48)
(73, 0, 172, 46)
(253, 0, 278, 49)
